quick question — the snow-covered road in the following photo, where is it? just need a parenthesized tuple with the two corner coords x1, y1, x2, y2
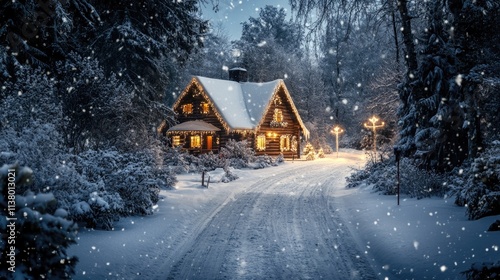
(163, 155, 376, 279)
(70, 150, 499, 279)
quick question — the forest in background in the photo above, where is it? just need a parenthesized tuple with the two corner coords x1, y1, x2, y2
(1, 0, 499, 278)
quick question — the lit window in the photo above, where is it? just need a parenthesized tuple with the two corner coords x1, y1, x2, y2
(291, 136, 298, 152)
(201, 103, 210, 114)
(274, 109, 283, 122)
(280, 135, 291, 151)
(190, 135, 201, 148)
(182, 104, 193, 114)
(256, 134, 266, 151)
(172, 136, 181, 147)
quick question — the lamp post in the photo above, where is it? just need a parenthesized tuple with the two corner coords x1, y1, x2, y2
(331, 126, 344, 158)
(394, 146, 401, 206)
(364, 116, 385, 162)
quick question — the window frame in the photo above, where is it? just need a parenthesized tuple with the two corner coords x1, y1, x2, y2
(172, 135, 181, 147)
(274, 108, 284, 122)
(280, 135, 291, 152)
(190, 135, 201, 148)
(256, 134, 266, 151)
(182, 103, 193, 114)
(201, 102, 210, 114)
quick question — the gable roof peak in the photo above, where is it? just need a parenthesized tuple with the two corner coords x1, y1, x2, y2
(174, 76, 309, 139)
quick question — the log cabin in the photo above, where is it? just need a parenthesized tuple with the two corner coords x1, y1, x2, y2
(164, 68, 309, 158)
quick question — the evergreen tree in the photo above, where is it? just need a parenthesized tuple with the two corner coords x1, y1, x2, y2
(234, 5, 303, 82)
(89, 0, 208, 104)
(396, 0, 500, 171)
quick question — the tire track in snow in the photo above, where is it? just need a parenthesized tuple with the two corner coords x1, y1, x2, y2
(165, 165, 308, 279)
(166, 159, 376, 279)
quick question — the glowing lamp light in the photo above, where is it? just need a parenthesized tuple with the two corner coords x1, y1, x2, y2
(331, 126, 344, 158)
(267, 132, 277, 138)
(364, 116, 385, 161)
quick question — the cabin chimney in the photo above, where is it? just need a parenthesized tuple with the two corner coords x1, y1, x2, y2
(228, 67, 248, 82)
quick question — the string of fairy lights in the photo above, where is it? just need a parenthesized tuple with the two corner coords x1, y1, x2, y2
(171, 77, 309, 139)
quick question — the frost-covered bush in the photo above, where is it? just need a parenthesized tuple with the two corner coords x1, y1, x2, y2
(71, 188, 124, 230)
(0, 123, 64, 194)
(398, 158, 446, 198)
(76, 149, 171, 216)
(163, 146, 193, 174)
(250, 155, 276, 169)
(2, 146, 175, 230)
(453, 141, 500, 220)
(346, 165, 372, 189)
(275, 153, 285, 164)
(0, 164, 78, 279)
(303, 142, 315, 155)
(303, 142, 316, 161)
(219, 139, 255, 169)
(346, 157, 446, 199)
(317, 148, 325, 158)
(198, 152, 225, 171)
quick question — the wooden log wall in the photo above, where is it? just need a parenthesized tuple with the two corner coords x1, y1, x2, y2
(173, 84, 303, 158)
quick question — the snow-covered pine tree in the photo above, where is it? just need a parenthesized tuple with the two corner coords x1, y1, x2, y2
(89, 0, 208, 105)
(303, 142, 316, 160)
(0, 0, 98, 74)
(396, 0, 500, 171)
(234, 5, 303, 82)
(56, 52, 176, 152)
(317, 148, 325, 158)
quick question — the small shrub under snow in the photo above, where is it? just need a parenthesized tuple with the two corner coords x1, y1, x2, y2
(219, 139, 255, 169)
(317, 148, 325, 158)
(0, 164, 78, 279)
(198, 152, 225, 171)
(346, 157, 446, 199)
(302, 142, 316, 161)
(453, 141, 500, 220)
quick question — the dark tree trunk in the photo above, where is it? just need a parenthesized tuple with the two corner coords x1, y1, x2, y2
(397, 0, 418, 76)
(390, 0, 400, 69)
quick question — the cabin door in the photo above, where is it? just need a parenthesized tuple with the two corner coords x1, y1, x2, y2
(206, 135, 213, 150)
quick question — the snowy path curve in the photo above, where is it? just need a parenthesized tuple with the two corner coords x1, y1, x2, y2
(162, 155, 377, 279)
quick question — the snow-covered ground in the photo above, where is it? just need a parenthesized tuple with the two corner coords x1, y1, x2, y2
(69, 150, 499, 279)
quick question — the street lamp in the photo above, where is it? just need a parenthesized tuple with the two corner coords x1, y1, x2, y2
(364, 116, 385, 161)
(331, 126, 344, 158)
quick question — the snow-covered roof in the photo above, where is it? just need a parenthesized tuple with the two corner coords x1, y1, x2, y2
(196, 76, 279, 130)
(167, 120, 221, 133)
(174, 76, 309, 138)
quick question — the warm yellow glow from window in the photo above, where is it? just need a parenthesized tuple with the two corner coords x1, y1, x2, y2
(182, 104, 193, 114)
(256, 134, 266, 151)
(280, 135, 291, 151)
(172, 136, 181, 147)
(291, 136, 298, 152)
(274, 109, 283, 122)
(201, 103, 210, 114)
(190, 135, 201, 148)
